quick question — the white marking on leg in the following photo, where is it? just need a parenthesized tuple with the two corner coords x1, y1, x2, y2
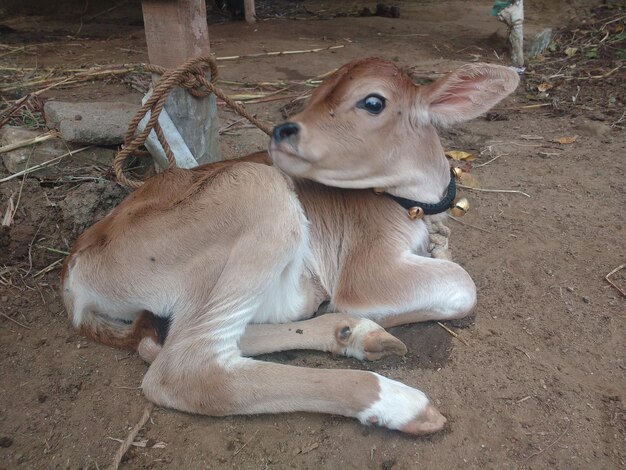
(357, 373, 430, 430)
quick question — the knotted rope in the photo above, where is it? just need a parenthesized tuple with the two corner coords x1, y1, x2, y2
(112, 55, 452, 259)
(113, 55, 272, 189)
(425, 219, 452, 260)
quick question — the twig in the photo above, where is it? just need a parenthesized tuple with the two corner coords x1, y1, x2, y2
(0, 76, 79, 129)
(0, 146, 92, 183)
(10, 149, 32, 228)
(567, 65, 623, 80)
(85, 0, 128, 21)
(108, 403, 154, 470)
(0, 76, 73, 94)
(0, 94, 33, 128)
(0, 312, 32, 330)
(216, 45, 344, 61)
(25, 219, 44, 277)
(605, 264, 625, 297)
(0, 130, 59, 154)
(218, 117, 247, 134)
(524, 423, 570, 461)
(436, 322, 469, 346)
(458, 185, 531, 198)
(521, 103, 551, 109)
(33, 258, 64, 278)
(611, 110, 626, 128)
(0, 47, 25, 58)
(474, 153, 507, 168)
(449, 215, 494, 234)
(601, 15, 626, 30)
(239, 94, 300, 105)
(1, 194, 14, 226)
(36, 246, 70, 256)
(0, 68, 140, 93)
(379, 33, 429, 37)
(233, 429, 259, 456)
(515, 346, 532, 360)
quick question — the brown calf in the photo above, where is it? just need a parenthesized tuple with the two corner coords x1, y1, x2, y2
(62, 58, 519, 434)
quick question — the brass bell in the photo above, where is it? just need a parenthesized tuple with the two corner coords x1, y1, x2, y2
(408, 206, 424, 220)
(451, 167, 463, 178)
(449, 197, 470, 217)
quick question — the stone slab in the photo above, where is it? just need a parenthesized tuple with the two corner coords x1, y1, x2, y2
(44, 101, 138, 145)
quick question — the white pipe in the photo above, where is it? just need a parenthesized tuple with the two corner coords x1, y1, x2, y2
(136, 90, 199, 170)
(498, 0, 524, 68)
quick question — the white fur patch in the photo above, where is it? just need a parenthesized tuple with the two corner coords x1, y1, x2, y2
(357, 373, 430, 430)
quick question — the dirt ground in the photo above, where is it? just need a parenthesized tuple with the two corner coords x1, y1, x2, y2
(1, 0, 625, 468)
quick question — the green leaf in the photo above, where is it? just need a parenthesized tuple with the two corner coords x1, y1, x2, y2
(586, 48, 598, 59)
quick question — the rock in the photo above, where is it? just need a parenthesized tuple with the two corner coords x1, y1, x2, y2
(589, 112, 606, 122)
(44, 101, 138, 145)
(1, 126, 116, 177)
(1, 126, 65, 176)
(575, 121, 611, 139)
(0, 436, 12, 447)
(529, 28, 553, 58)
(73, 146, 117, 168)
(60, 180, 129, 234)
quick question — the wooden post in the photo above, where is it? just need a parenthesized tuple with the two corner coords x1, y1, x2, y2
(244, 0, 256, 24)
(141, 0, 221, 164)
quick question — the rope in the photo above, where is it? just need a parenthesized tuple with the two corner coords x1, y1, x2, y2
(113, 55, 272, 189)
(425, 219, 452, 261)
(113, 55, 453, 258)
(107, 403, 154, 470)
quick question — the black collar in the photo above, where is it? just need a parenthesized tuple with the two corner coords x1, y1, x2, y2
(378, 170, 456, 219)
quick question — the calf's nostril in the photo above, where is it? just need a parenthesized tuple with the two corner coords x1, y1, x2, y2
(272, 122, 300, 142)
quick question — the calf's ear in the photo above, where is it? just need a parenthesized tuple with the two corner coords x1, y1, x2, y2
(419, 63, 520, 126)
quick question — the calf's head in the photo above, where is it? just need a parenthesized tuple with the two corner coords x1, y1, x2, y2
(269, 58, 519, 192)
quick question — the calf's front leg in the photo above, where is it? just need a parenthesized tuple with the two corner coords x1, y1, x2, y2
(335, 253, 477, 327)
(239, 313, 407, 360)
(142, 338, 446, 435)
(137, 313, 408, 363)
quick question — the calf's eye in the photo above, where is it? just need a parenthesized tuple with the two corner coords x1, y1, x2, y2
(357, 94, 386, 115)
